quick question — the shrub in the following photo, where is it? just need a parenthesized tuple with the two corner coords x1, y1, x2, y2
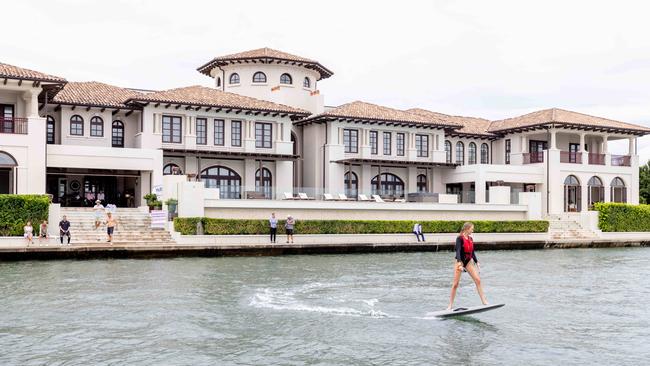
(174, 218, 548, 235)
(594, 202, 650, 232)
(0, 195, 50, 236)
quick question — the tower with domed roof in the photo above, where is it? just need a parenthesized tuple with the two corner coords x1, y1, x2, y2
(197, 47, 332, 114)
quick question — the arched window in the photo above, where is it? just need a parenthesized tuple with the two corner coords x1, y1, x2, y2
(90, 116, 104, 137)
(371, 173, 405, 198)
(216, 77, 221, 87)
(70, 115, 84, 136)
(163, 163, 182, 175)
(611, 177, 627, 203)
(229, 73, 240, 84)
(445, 140, 452, 163)
(564, 175, 581, 212)
(456, 141, 465, 165)
(252, 71, 267, 83)
(112, 121, 124, 147)
(280, 73, 292, 85)
(344, 171, 358, 197)
(303, 77, 311, 88)
(0, 151, 17, 166)
(0, 151, 18, 194)
(588, 176, 604, 209)
(255, 168, 273, 199)
(417, 174, 427, 192)
(468, 142, 477, 165)
(480, 143, 489, 164)
(201, 166, 241, 199)
(47, 115, 55, 144)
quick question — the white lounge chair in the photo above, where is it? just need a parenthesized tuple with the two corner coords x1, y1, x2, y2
(298, 192, 315, 200)
(283, 192, 295, 200)
(358, 194, 373, 201)
(323, 193, 337, 201)
(338, 193, 354, 201)
(372, 194, 385, 203)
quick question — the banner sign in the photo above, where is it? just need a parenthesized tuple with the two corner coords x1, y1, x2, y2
(150, 210, 167, 229)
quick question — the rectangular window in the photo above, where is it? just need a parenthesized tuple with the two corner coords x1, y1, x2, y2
(255, 122, 272, 148)
(370, 131, 378, 155)
(162, 115, 182, 143)
(213, 119, 225, 145)
(396, 133, 405, 156)
(415, 134, 429, 157)
(505, 139, 511, 164)
(383, 132, 392, 155)
(196, 118, 207, 145)
(231, 120, 242, 147)
(343, 129, 358, 153)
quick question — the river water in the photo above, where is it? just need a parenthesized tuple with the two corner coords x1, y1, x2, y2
(1, 248, 649, 365)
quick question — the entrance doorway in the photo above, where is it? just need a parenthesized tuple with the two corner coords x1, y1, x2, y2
(0, 168, 11, 193)
(47, 168, 139, 207)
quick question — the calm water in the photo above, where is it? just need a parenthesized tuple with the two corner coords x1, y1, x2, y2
(1, 248, 649, 365)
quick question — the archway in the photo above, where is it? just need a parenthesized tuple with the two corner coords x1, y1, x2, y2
(200, 166, 241, 199)
(0, 151, 17, 194)
(564, 175, 581, 212)
(587, 176, 604, 209)
(371, 173, 404, 198)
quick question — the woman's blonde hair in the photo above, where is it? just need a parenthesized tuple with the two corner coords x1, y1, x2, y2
(460, 222, 474, 235)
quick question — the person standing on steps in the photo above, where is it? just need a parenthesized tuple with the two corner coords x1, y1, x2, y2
(59, 216, 71, 245)
(93, 200, 105, 230)
(413, 222, 425, 242)
(269, 212, 278, 243)
(285, 215, 295, 244)
(447, 222, 488, 310)
(105, 212, 118, 244)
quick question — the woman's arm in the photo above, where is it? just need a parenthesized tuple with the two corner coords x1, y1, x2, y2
(455, 236, 463, 262)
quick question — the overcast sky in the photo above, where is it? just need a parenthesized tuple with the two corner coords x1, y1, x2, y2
(3, 0, 650, 159)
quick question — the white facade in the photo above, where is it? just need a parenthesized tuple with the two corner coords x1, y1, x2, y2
(0, 48, 646, 216)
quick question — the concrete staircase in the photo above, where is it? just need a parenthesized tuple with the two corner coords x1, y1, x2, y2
(59, 207, 174, 245)
(547, 214, 597, 240)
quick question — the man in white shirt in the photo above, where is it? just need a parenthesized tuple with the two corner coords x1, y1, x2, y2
(413, 223, 425, 242)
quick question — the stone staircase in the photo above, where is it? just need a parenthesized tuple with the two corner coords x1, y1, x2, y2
(547, 214, 598, 240)
(58, 207, 174, 245)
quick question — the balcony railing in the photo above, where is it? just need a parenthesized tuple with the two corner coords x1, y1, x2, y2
(0, 117, 28, 134)
(523, 152, 544, 164)
(611, 154, 631, 167)
(560, 151, 582, 164)
(588, 153, 605, 165)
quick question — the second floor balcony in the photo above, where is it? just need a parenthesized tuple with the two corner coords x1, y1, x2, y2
(0, 117, 28, 134)
(523, 152, 544, 164)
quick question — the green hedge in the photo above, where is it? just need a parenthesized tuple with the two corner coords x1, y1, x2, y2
(595, 202, 650, 232)
(174, 217, 549, 235)
(0, 195, 50, 236)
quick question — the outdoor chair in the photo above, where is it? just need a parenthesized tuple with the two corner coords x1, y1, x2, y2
(298, 192, 315, 200)
(371, 194, 385, 203)
(338, 193, 354, 201)
(357, 194, 373, 201)
(283, 192, 295, 200)
(323, 193, 337, 201)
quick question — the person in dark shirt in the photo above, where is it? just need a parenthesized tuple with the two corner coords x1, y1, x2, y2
(59, 216, 71, 245)
(447, 222, 488, 309)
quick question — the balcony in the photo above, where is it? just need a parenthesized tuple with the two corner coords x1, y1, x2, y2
(0, 117, 28, 134)
(523, 152, 544, 164)
(560, 151, 582, 164)
(588, 153, 605, 165)
(611, 154, 631, 167)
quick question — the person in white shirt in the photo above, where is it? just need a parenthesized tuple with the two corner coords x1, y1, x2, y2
(413, 223, 425, 242)
(24, 221, 34, 246)
(93, 200, 105, 230)
(269, 213, 278, 243)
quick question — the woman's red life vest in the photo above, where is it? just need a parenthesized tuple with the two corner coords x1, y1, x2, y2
(462, 236, 474, 261)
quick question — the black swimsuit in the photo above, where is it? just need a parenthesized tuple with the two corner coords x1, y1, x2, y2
(455, 235, 478, 267)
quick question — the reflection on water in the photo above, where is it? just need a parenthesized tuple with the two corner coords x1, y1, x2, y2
(1, 248, 649, 365)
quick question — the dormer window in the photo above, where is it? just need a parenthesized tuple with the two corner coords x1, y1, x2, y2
(252, 72, 267, 83)
(229, 73, 240, 84)
(280, 73, 292, 85)
(303, 77, 310, 88)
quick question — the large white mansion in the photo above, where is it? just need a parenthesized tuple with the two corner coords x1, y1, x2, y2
(1, 47, 648, 215)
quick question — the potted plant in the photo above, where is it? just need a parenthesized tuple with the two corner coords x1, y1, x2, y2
(144, 193, 160, 211)
(165, 198, 178, 214)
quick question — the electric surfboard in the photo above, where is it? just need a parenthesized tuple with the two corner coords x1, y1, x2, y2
(428, 303, 505, 318)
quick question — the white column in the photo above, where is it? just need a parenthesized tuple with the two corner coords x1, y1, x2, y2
(603, 135, 610, 166)
(521, 134, 528, 153)
(550, 129, 557, 150)
(580, 133, 587, 165)
(629, 137, 636, 155)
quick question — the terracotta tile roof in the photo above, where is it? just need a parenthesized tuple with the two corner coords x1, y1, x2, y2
(52, 81, 144, 108)
(489, 108, 650, 134)
(197, 47, 333, 80)
(125, 85, 310, 115)
(298, 101, 461, 128)
(0, 62, 66, 83)
(407, 108, 494, 137)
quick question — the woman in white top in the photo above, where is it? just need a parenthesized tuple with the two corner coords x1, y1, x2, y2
(24, 221, 34, 246)
(93, 200, 105, 230)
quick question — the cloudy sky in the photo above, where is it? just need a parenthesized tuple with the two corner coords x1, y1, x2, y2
(3, 0, 650, 159)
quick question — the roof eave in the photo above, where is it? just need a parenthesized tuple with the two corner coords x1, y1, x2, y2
(124, 98, 309, 117)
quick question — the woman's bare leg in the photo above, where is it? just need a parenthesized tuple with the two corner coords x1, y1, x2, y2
(465, 262, 488, 305)
(447, 262, 463, 309)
